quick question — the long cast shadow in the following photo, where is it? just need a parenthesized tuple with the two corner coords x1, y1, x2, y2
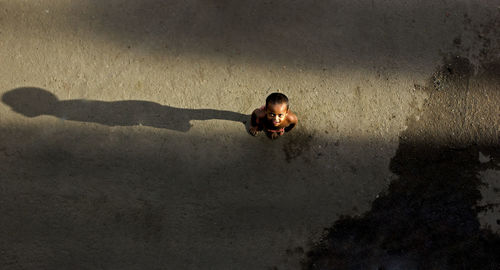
(2, 87, 248, 132)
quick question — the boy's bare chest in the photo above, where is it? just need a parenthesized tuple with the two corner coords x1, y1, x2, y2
(264, 119, 288, 130)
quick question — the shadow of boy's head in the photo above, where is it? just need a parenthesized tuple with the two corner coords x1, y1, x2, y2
(2, 87, 58, 117)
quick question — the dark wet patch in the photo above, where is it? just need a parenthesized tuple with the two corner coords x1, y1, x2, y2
(431, 56, 473, 92)
(282, 132, 314, 163)
(302, 145, 500, 269)
(287, 246, 305, 256)
(302, 53, 500, 269)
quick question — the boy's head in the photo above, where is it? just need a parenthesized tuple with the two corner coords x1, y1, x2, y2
(265, 92, 289, 126)
(265, 92, 289, 110)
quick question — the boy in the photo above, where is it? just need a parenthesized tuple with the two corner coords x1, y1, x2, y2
(249, 92, 298, 139)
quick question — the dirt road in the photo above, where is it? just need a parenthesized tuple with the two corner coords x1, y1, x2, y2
(1, 0, 499, 269)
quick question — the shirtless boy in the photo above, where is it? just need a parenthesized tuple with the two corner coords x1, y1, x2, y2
(249, 92, 298, 139)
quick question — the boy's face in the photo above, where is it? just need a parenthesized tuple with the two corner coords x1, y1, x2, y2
(266, 102, 288, 126)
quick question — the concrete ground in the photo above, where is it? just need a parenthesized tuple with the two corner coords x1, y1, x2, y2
(0, 0, 498, 269)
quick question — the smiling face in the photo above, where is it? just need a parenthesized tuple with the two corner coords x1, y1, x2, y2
(266, 102, 288, 126)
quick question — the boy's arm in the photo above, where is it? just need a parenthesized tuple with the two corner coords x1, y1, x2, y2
(250, 110, 260, 127)
(249, 109, 265, 136)
(250, 109, 265, 128)
(284, 112, 298, 132)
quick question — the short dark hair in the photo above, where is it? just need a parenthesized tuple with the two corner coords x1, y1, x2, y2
(265, 92, 289, 109)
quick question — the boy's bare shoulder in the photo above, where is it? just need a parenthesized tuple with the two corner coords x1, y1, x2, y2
(253, 107, 267, 118)
(287, 110, 298, 123)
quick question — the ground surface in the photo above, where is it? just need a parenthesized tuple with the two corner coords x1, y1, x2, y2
(0, 0, 499, 269)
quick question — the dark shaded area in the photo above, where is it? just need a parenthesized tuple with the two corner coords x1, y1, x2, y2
(303, 56, 500, 269)
(0, 123, 388, 269)
(2, 87, 248, 132)
(69, 0, 496, 69)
